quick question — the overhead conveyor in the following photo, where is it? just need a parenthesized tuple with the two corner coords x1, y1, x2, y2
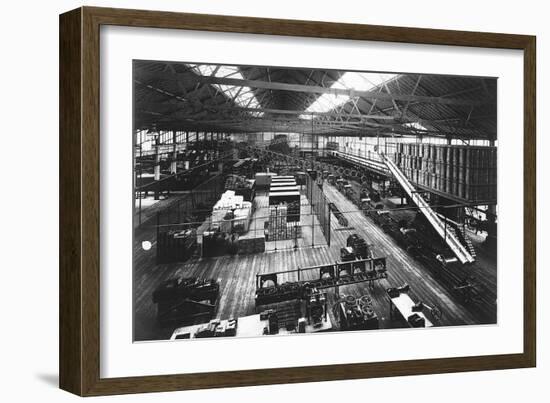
(379, 153, 476, 265)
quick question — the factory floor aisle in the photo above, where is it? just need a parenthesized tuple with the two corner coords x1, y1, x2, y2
(133, 190, 329, 341)
(322, 183, 481, 326)
(133, 182, 494, 341)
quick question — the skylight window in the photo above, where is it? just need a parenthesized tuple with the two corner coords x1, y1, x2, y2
(300, 72, 397, 119)
(188, 64, 263, 117)
(403, 122, 428, 131)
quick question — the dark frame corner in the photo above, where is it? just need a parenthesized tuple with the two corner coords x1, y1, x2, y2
(59, 6, 536, 396)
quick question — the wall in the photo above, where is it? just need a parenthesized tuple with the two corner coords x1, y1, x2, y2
(1, 0, 546, 402)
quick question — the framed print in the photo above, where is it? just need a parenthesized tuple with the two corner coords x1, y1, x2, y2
(59, 6, 536, 396)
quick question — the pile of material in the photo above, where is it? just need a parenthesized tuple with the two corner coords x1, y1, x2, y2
(225, 174, 256, 202)
(195, 318, 238, 338)
(211, 190, 252, 233)
(256, 281, 303, 306)
(328, 202, 348, 227)
(153, 276, 219, 327)
(346, 234, 371, 259)
(156, 229, 197, 264)
(257, 301, 303, 331)
(202, 232, 240, 257)
(212, 190, 245, 213)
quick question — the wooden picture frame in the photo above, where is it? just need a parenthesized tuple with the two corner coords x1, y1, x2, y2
(59, 6, 536, 396)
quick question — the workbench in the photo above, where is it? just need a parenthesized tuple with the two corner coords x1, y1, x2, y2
(389, 293, 433, 328)
(170, 313, 332, 340)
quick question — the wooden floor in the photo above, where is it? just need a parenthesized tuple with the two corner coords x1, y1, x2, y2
(322, 183, 496, 324)
(134, 191, 191, 229)
(228, 191, 328, 251)
(133, 182, 497, 341)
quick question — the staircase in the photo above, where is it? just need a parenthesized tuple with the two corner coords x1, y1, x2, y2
(459, 227, 477, 259)
(437, 214, 477, 260)
(380, 153, 476, 264)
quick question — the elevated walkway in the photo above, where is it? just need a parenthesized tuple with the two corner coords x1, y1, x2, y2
(330, 151, 389, 176)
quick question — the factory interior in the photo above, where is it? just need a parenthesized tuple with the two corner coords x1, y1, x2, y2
(133, 61, 498, 341)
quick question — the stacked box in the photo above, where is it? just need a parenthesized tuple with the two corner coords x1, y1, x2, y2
(265, 223, 302, 242)
(393, 143, 496, 202)
(266, 206, 302, 241)
(268, 191, 301, 222)
(269, 204, 287, 228)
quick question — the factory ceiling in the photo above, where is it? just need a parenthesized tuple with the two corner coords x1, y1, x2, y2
(134, 60, 497, 140)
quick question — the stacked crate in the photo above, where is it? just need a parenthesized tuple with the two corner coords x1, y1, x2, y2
(268, 176, 301, 222)
(394, 143, 497, 202)
(266, 205, 302, 241)
(269, 204, 287, 236)
(265, 222, 301, 242)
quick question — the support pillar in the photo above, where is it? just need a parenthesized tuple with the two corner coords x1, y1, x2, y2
(170, 130, 177, 174)
(154, 138, 161, 200)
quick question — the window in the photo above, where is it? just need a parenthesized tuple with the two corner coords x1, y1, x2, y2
(300, 72, 398, 119)
(188, 64, 264, 117)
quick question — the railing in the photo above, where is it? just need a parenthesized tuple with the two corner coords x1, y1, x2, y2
(380, 153, 475, 264)
(329, 150, 390, 176)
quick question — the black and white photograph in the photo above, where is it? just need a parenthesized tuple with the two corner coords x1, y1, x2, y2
(133, 60, 497, 342)
(2, 0, 545, 399)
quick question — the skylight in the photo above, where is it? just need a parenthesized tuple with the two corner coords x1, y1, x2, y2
(188, 64, 263, 117)
(300, 72, 398, 119)
(403, 122, 428, 131)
